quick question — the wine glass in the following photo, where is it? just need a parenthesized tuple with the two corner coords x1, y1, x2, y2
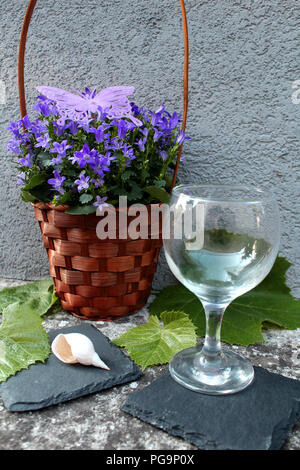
(163, 184, 280, 395)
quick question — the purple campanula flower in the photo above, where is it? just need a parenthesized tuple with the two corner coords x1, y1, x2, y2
(70, 144, 98, 168)
(17, 172, 26, 187)
(35, 132, 51, 149)
(33, 101, 51, 117)
(66, 121, 78, 135)
(140, 127, 149, 138)
(50, 140, 72, 159)
(122, 144, 135, 165)
(90, 126, 105, 143)
(153, 128, 164, 142)
(106, 137, 124, 152)
(74, 172, 90, 192)
(176, 130, 191, 146)
(93, 196, 108, 211)
(7, 137, 22, 155)
(21, 115, 31, 129)
(169, 111, 181, 129)
(159, 150, 168, 161)
(7, 120, 22, 138)
(53, 122, 68, 137)
(89, 152, 111, 177)
(19, 152, 33, 168)
(97, 106, 109, 121)
(91, 178, 104, 188)
(31, 119, 47, 138)
(48, 170, 66, 194)
(136, 136, 147, 152)
(117, 120, 129, 139)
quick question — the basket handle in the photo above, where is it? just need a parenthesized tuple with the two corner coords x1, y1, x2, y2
(18, 0, 189, 190)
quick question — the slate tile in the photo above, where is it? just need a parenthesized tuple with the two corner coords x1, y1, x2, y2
(122, 367, 300, 450)
(0, 323, 142, 411)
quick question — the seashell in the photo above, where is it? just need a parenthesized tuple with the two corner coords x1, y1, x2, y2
(51, 333, 110, 370)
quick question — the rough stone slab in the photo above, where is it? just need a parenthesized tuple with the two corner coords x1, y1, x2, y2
(122, 367, 300, 450)
(0, 323, 142, 412)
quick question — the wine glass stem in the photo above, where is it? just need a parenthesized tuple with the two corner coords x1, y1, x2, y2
(201, 301, 228, 360)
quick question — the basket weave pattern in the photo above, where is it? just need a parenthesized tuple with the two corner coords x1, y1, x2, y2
(34, 202, 162, 320)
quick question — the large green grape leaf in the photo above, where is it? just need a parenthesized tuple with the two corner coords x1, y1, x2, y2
(149, 257, 300, 346)
(112, 311, 197, 370)
(0, 280, 57, 315)
(0, 302, 50, 383)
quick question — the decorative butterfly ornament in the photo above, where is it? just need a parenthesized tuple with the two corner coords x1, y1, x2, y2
(37, 85, 142, 126)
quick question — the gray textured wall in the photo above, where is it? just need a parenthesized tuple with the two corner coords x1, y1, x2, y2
(0, 0, 299, 296)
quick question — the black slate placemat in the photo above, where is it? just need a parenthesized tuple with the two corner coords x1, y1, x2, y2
(122, 367, 300, 450)
(0, 323, 142, 411)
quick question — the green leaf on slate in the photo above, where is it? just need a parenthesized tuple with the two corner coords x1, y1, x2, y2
(112, 311, 197, 370)
(0, 302, 50, 383)
(0, 280, 57, 315)
(149, 257, 300, 346)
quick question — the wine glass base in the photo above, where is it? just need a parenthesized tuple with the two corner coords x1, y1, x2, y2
(169, 346, 254, 395)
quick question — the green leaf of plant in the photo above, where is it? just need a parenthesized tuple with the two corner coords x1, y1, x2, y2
(79, 193, 94, 204)
(0, 302, 50, 383)
(23, 173, 46, 190)
(66, 205, 96, 215)
(21, 189, 36, 202)
(0, 280, 57, 315)
(149, 257, 300, 346)
(112, 311, 197, 370)
(144, 186, 170, 203)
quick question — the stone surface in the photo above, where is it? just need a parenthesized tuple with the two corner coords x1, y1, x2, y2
(0, 1, 299, 298)
(0, 323, 142, 412)
(122, 366, 300, 450)
(0, 279, 299, 450)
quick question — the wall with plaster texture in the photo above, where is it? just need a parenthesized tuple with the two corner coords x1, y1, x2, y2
(0, 0, 299, 296)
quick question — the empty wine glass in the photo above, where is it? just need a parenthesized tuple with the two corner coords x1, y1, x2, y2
(163, 184, 280, 394)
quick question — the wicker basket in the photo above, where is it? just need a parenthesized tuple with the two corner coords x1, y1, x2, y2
(18, 0, 189, 320)
(33, 202, 163, 320)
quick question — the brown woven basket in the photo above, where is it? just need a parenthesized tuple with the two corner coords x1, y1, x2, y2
(33, 202, 163, 320)
(18, 0, 189, 320)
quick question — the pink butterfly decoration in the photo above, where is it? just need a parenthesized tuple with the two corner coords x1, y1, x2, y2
(36, 85, 142, 126)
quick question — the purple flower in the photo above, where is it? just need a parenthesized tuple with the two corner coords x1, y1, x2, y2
(90, 126, 105, 143)
(106, 137, 124, 152)
(153, 128, 164, 142)
(66, 121, 78, 135)
(50, 140, 72, 161)
(169, 111, 181, 129)
(97, 106, 109, 121)
(89, 152, 112, 177)
(93, 196, 108, 211)
(117, 120, 129, 139)
(70, 144, 98, 168)
(7, 120, 22, 138)
(35, 132, 51, 149)
(159, 150, 168, 161)
(136, 136, 147, 152)
(7, 137, 22, 155)
(91, 178, 104, 188)
(21, 115, 31, 129)
(31, 119, 47, 138)
(17, 172, 26, 187)
(19, 153, 33, 168)
(48, 170, 66, 194)
(33, 101, 51, 117)
(74, 172, 90, 192)
(176, 130, 191, 146)
(122, 144, 136, 165)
